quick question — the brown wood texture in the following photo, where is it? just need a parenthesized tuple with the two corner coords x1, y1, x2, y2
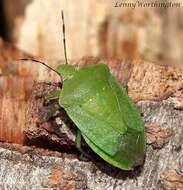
(0, 96, 182, 189)
(0, 40, 32, 143)
(0, 41, 182, 189)
(0, 42, 183, 144)
(15, 0, 183, 67)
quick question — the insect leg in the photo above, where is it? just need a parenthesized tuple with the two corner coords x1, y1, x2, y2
(121, 83, 128, 93)
(75, 130, 91, 159)
(45, 91, 61, 100)
(75, 130, 82, 152)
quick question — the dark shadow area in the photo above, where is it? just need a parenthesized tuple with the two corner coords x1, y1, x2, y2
(93, 155, 145, 180)
(0, 1, 7, 40)
(24, 135, 78, 154)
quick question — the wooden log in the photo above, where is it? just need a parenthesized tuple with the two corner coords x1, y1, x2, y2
(0, 41, 182, 189)
(24, 57, 183, 151)
(0, 95, 182, 189)
(1, 43, 183, 146)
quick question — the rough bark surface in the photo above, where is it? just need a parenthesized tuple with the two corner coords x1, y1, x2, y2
(24, 82, 77, 151)
(0, 98, 182, 189)
(0, 41, 183, 189)
(0, 40, 32, 143)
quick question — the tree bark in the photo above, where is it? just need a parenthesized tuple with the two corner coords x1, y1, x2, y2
(0, 96, 182, 189)
(0, 41, 183, 189)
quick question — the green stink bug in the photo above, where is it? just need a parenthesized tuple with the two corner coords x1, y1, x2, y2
(21, 11, 146, 170)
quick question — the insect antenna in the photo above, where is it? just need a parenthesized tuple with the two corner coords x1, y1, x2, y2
(61, 10, 68, 65)
(20, 58, 60, 76)
(19, 11, 68, 76)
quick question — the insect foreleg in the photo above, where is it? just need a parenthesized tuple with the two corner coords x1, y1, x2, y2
(45, 91, 61, 100)
(121, 83, 128, 93)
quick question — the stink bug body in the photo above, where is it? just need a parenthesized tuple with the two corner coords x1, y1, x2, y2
(22, 11, 146, 170)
